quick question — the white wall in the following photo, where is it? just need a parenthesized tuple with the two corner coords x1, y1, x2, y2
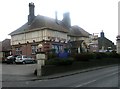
(68, 36, 90, 44)
(11, 29, 68, 45)
(11, 29, 43, 45)
(46, 30, 67, 40)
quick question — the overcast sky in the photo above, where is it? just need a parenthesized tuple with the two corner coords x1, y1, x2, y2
(0, 0, 119, 44)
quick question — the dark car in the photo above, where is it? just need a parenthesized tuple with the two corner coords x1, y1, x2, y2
(6, 55, 18, 64)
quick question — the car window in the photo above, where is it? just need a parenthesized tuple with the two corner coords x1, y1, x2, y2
(14, 55, 18, 57)
(17, 56, 22, 58)
(23, 56, 27, 58)
(28, 56, 32, 58)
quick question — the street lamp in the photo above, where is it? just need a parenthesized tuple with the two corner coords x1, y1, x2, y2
(38, 44, 43, 52)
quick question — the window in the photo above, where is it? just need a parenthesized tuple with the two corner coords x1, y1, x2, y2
(17, 56, 22, 58)
(31, 45, 38, 54)
(52, 44, 63, 53)
(52, 45, 55, 49)
(16, 47, 22, 55)
(55, 45, 59, 53)
(59, 45, 63, 51)
(23, 55, 27, 58)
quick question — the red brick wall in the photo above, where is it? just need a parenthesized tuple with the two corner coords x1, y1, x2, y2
(21, 45, 26, 55)
(43, 42, 50, 52)
(12, 41, 67, 58)
(12, 44, 32, 56)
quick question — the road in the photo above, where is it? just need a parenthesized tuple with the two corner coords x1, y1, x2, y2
(2, 64, 119, 88)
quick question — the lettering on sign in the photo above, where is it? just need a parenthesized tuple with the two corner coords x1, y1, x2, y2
(36, 54, 46, 60)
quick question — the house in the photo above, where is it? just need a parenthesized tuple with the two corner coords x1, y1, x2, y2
(67, 25, 90, 53)
(9, 2, 91, 57)
(98, 31, 116, 52)
(88, 33, 99, 52)
(0, 39, 12, 62)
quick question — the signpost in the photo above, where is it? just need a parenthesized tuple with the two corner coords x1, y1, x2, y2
(36, 52, 46, 77)
(36, 43, 46, 77)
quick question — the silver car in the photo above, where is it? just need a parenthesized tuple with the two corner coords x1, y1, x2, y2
(15, 55, 35, 64)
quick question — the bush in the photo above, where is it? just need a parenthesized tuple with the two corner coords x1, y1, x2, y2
(45, 58, 74, 66)
(70, 52, 120, 62)
(94, 52, 108, 59)
(107, 52, 120, 58)
(64, 48, 69, 52)
(73, 53, 94, 61)
(47, 53, 57, 60)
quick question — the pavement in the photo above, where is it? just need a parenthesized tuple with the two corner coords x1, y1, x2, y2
(2, 64, 118, 82)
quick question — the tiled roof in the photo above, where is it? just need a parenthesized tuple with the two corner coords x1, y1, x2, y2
(9, 15, 90, 38)
(98, 37, 116, 50)
(70, 40, 84, 48)
(68, 25, 90, 37)
(9, 15, 69, 35)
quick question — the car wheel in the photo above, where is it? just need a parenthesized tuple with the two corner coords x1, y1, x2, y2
(33, 60, 36, 64)
(7, 62, 10, 64)
(12, 61, 15, 64)
(22, 61, 26, 64)
(32, 60, 35, 64)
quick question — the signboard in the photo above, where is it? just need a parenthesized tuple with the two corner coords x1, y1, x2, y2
(36, 54, 46, 60)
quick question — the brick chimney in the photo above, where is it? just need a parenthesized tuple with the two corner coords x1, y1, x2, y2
(62, 12, 71, 28)
(28, 2, 35, 25)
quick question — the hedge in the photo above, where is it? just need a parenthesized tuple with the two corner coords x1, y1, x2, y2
(73, 53, 94, 61)
(71, 52, 120, 61)
(45, 57, 74, 66)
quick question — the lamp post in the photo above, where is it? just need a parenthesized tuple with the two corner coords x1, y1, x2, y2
(38, 44, 43, 52)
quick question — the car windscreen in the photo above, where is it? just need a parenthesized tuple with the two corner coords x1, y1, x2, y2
(17, 56, 22, 58)
(23, 56, 27, 58)
(27, 56, 32, 58)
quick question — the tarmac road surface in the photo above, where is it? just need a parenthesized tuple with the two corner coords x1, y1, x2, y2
(2, 63, 119, 88)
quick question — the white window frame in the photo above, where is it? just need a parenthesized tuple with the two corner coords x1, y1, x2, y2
(31, 45, 38, 54)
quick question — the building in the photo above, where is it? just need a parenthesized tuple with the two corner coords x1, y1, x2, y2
(88, 33, 99, 52)
(98, 31, 116, 52)
(67, 25, 90, 53)
(0, 39, 11, 62)
(9, 2, 91, 57)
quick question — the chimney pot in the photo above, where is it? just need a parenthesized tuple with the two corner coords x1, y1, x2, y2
(62, 12, 71, 28)
(55, 11, 58, 24)
(28, 2, 35, 25)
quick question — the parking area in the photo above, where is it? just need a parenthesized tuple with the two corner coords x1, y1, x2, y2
(2, 63, 37, 81)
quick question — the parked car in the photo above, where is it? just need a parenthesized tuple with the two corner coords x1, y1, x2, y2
(6, 55, 18, 64)
(15, 55, 36, 64)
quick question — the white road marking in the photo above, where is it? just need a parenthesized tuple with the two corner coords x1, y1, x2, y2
(75, 71, 118, 87)
(76, 80, 96, 87)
